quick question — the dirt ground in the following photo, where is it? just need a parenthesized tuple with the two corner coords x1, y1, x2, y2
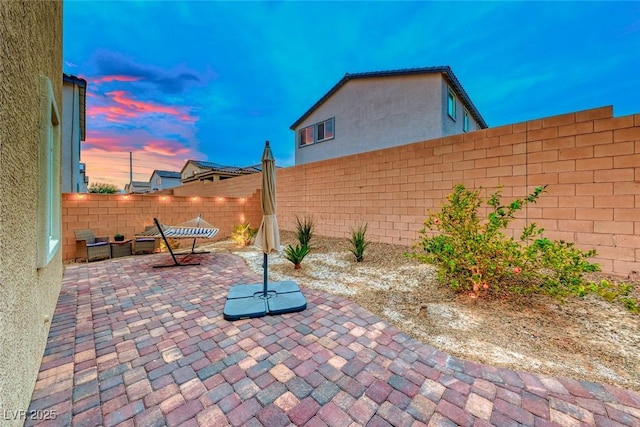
(203, 231, 640, 392)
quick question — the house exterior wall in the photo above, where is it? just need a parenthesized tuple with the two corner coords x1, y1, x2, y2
(150, 172, 181, 191)
(60, 81, 87, 193)
(181, 162, 206, 180)
(441, 78, 481, 136)
(0, 1, 63, 424)
(294, 74, 481, 165)
(62, 80, 85, 193)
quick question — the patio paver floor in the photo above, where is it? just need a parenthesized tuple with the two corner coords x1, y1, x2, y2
(27, 252, 640, 426)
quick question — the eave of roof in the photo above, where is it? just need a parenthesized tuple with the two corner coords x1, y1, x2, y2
(289, 66, 488, 130)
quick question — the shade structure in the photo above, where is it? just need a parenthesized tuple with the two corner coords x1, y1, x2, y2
(223, 141, 306, 321)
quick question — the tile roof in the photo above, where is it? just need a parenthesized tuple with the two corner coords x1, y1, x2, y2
(153, 170, 181, 179)
(290, 65, 488, 130)
(182, 160, 262, 178)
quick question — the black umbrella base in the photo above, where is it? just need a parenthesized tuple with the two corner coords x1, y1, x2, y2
(223, 280, 307, 321)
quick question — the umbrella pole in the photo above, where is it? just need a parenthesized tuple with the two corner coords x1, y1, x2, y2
(263, 253, 268, 297)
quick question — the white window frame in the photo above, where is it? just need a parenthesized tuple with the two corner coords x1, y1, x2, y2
(463, 109, 470, 132)
(37, 76, 62, 268)
(299, 125, 314, 146)
(447, 86, 456, 120)
(315, 117, 335, 142)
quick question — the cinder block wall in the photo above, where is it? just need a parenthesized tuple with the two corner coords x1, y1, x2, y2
(274, 106, 639, 276)
(63, 106, 639, 275)
(61, 192, 262, 261)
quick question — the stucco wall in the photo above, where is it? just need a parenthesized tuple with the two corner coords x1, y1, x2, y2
(0, 1, 64, 425)
(62, 81, 81, 193)
(294, 73, 484, 165)
(441, 78, 481, 135)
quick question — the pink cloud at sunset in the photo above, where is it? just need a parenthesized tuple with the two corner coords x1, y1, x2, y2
(87, 105, 139, 122)
(86, 89, 196, 124)
(143, 140, 192, 157)
(93, 75, 142, 84)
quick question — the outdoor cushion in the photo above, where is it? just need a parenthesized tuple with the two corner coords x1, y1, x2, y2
(87, 241, 108, 247)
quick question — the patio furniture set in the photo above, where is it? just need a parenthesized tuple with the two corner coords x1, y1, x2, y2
(74, 229, 158, 262)
(73, 215, 220, 264)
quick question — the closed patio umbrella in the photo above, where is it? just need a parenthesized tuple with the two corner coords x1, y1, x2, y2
(223, 140, 306, 320)
(254, 140, 280, 296)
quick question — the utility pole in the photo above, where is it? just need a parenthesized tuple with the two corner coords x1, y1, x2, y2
(129, 152, 133, 186)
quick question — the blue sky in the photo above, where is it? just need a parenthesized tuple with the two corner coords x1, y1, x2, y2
(63, 1, 640, 189)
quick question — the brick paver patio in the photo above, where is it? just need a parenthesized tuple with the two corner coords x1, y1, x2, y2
(27, 252, 640, 426)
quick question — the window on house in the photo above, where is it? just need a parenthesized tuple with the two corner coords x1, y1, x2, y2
(316, 117, 335, 142)
(299, 125, 314, 146)
(463, 110, 470, 132)
(447, 87, 456, 120)
(37, 76, 61, 268)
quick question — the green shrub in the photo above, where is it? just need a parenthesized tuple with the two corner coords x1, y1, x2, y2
(283, 244, 310, 269)
(586, 279, 639, 314)
(348, 223, 370, 262)
(294, 215, 314, 247)
(231, 223, 257, 247)
(88, 182, 120, 193)
(411, 184, 603, 300)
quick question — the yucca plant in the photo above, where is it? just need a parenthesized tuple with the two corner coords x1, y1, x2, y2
(348, 223, 370, 262)
(283, 243, 310, 269)
(295, 215, 314, 247)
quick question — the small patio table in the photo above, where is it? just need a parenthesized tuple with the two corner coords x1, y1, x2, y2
(110, 240, 132, 258)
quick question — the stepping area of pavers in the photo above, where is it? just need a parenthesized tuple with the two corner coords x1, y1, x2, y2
(27, 252, 640, 426)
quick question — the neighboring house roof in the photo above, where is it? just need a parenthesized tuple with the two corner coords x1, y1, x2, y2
(290, 65, 488, 130)
(63, 73, 87, 141)
(181, 160, 263, 177)
(153, 170, 181, 179)
(124, 181, 151, 194)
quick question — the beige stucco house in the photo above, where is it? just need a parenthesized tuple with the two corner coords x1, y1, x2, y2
(62, 73, 89, 193)
(0, 1, 64, 425)
(291, 66, 488, 165)
(180, 160, 261, 183)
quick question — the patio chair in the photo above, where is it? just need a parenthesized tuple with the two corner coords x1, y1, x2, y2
(74, 229, 110, 262)
(134, 226, 157, 255)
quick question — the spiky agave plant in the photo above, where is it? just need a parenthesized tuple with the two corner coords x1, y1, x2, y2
(283, 243, 310, 269)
